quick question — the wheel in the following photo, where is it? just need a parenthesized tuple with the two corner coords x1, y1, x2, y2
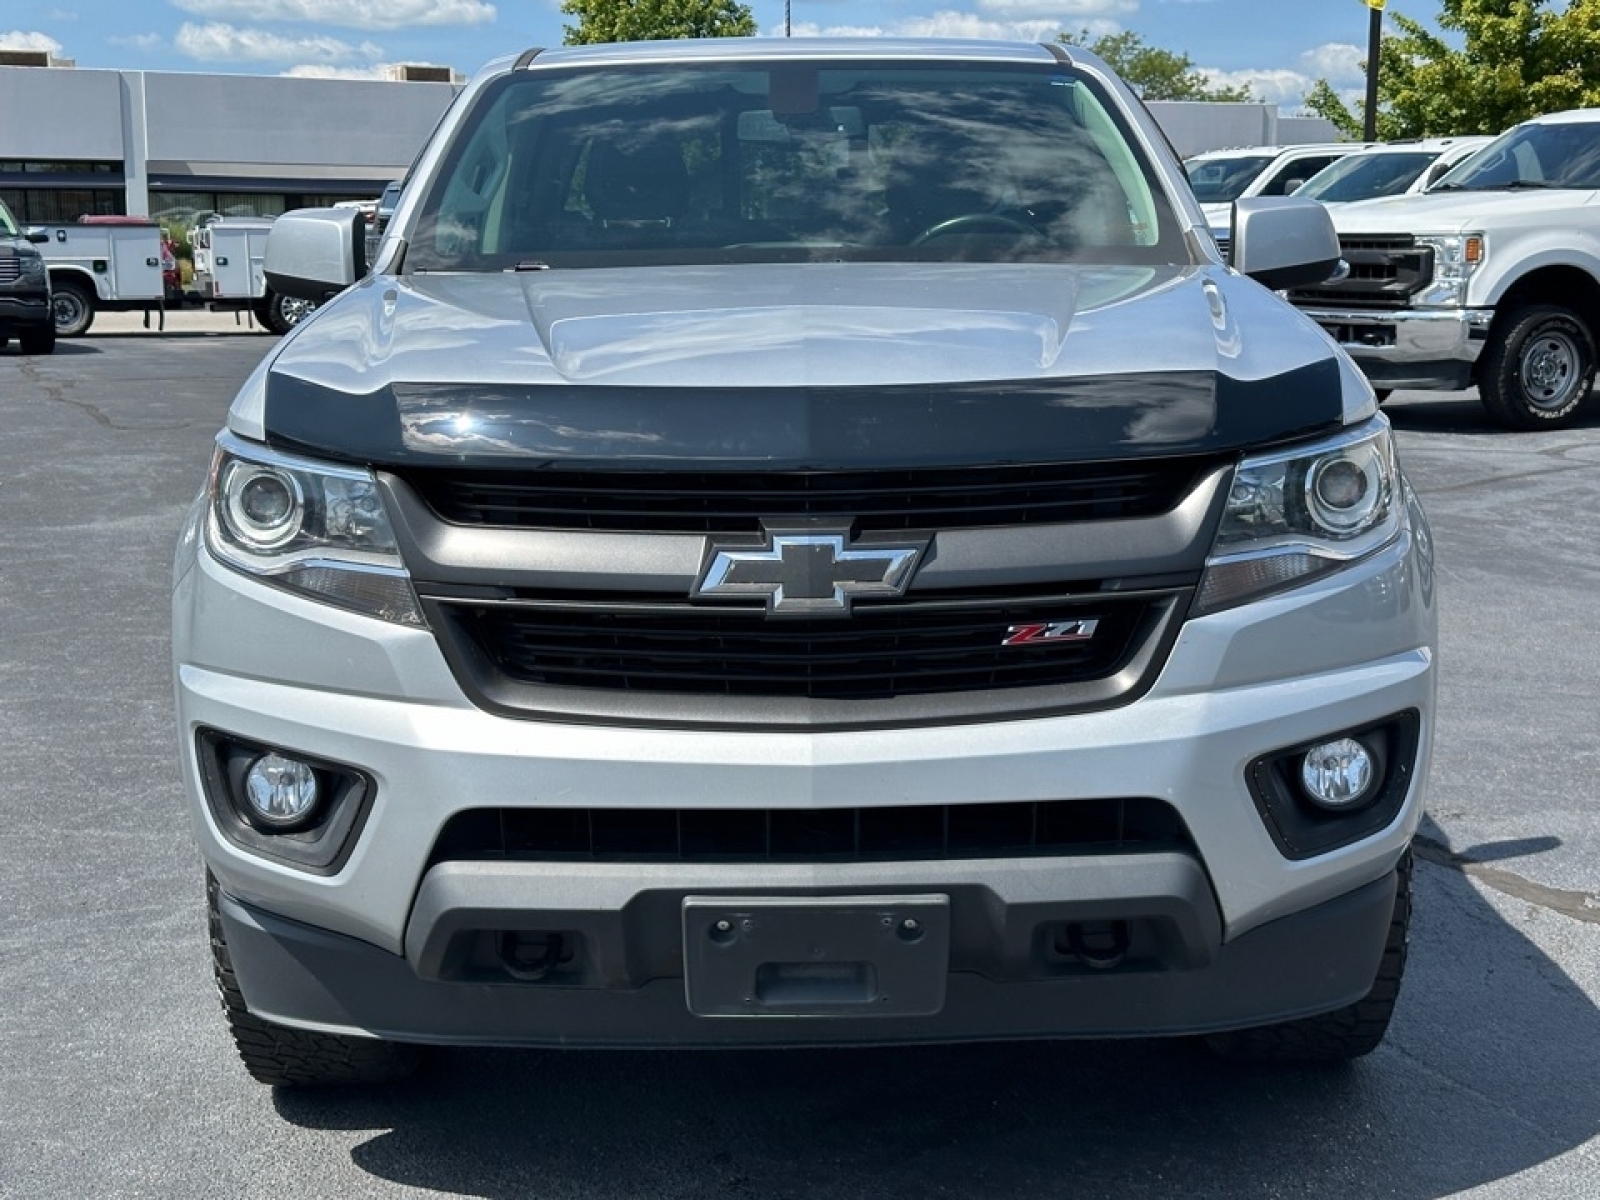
(257, 289, 317, 335)
(51, 279, 95, 337)
(19, 324, 55, 355)
(1478, 305, 1596, 430)
(911, 212, 1041, 246)
(1206, 849, 1411, 1064)
(207, 874, 419, 1087)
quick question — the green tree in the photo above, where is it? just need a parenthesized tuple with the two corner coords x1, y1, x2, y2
(561, 0, 756, 44)
(1305, 0, 1600, 139)
(1303, 78, 1365, 140)
(1059, 29, 1253, 102)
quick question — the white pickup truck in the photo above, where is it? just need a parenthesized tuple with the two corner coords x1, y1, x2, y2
(1290, 108, 1600, 430)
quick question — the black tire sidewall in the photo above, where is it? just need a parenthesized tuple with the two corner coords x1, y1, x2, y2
(1481, 306, 1596, 430)
(51, 281, 94, 338)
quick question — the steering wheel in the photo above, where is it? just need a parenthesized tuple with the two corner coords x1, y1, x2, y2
(910, 212, 1042, 246)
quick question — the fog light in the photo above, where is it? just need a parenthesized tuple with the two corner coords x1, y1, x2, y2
(1300, 738, 1375, 810)
(244, 753, 320, 828)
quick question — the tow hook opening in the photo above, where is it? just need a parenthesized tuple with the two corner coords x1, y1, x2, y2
(497, 931, 567, 981)
(1057, 920, 1132, 970)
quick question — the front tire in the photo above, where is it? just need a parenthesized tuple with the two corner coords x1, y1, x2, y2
(1478, 305, 1595, 430)
(255, 289, 316, 335)
(51, 279, 95, 337)
(1206, 850, 1411, 1064)
(19, 324, 55, 355)
(207, 874, 419, 1087)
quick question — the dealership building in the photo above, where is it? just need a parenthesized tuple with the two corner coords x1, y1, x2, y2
(0, 56, 458, 227)
(1, 54, 1335, 229)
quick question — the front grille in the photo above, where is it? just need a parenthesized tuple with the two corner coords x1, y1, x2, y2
(431, 592, 1161, 700)
(0, 258, 22, 284)
(1290, 234, 1432, 309)
(400, 460, 1212, 535)
(428, 796, 1192, 865)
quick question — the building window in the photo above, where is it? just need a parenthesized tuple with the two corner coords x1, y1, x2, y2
(0, 187, 126, 223)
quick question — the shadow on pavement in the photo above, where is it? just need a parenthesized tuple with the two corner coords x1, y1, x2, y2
(1383, 390, 1600, 436)
(272, 814, 1600, 1198)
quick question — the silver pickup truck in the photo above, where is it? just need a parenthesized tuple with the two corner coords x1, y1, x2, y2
(172, 37, 1436, 1085)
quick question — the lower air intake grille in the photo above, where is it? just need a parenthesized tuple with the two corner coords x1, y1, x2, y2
(429, 797, 1192, 865)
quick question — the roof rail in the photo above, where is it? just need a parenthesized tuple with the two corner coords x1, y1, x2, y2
(513, 47, 544, 70)
(1040, 42, 1071, 65)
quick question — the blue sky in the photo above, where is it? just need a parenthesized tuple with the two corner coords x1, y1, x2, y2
(1, 0, 1399, 111)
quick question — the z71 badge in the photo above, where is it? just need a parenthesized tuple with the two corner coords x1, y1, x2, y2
(1001, 619, 1100, 647)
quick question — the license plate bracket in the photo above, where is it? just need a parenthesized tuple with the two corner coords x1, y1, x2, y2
(682, 894, 950, 1018)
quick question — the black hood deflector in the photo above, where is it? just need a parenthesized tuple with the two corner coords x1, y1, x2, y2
(262, 360, 1344, 470)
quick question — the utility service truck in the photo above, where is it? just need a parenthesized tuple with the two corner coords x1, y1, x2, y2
(191, 217, 317, 334)
(38, 215, 169, 336)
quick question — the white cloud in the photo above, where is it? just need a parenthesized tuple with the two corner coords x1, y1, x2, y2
(781, 10, 1112, 41)
(175, 21, 382, 63)
(975, 0, 1136, 15)
(1198, 66, 1314, 108)
(109, 32, 164, 51)
(171, 0, 495, 31)
(0, 30, 64, 54)
(282, 63, 391, 79)
(1194, 43, 1366, 111)
(1299, 41, 1365, 85)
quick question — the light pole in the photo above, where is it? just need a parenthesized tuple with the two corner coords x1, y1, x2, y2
(785, 0, 792, 36)
(1363, 0, 1384, 141)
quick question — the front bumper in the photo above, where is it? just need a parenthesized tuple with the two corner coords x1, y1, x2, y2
(0, 290, 51, 333)
(216, 865, 1400, 1046)
(174, 504, 1435, 1043)
(1299, 305, 1493, 390)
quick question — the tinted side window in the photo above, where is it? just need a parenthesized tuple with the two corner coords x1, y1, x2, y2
(1261, 155, 1342, 196)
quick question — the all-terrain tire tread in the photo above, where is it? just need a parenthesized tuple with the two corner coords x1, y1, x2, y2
(1478, 305, 1595, 431)
(206, 875, 418, 1086)
(1205, 849, 1411, 1064)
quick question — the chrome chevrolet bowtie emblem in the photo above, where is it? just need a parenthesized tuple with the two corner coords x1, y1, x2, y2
(695, 530, 927, 616)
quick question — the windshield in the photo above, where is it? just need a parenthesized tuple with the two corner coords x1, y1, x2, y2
(0, 198, 19, 238)
(406, 60, 1187, 271)
(1184, 155, 1274, 204)
(1433, 120, 1600, 190)
(1295, 151, 1437, 202)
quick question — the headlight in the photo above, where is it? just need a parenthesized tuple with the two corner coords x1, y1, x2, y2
(204, 432, 425, 626)
(1196, 418, 1402, 614)
(20, 254, 45, 278)
(1415, 232, 1484, 307)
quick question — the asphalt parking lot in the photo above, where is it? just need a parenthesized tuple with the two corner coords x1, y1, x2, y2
(3, 315, 1600, 1199)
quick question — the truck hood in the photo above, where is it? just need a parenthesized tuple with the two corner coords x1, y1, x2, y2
(255, 262, 1351, 469)
(1328, 187, 1600, 234)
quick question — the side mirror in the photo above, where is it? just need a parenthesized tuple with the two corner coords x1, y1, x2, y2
(1230, 197, 1342, 292)
(263, 208, 368, 303)
(1282, 178, 1307, 195)
(24, 227, 49, 244)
